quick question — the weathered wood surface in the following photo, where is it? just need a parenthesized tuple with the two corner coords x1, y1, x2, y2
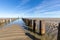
(0, 24, 31, 40)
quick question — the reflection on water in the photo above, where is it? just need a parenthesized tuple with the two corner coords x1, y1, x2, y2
(0, 18, 26, 29)
(0, 18, 19, 28)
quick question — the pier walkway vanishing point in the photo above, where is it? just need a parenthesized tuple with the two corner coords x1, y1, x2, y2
(0, 18, 31, 40)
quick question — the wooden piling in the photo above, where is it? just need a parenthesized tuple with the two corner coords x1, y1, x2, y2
(39, 20, 45, 35)
(29, 20, 32, 27)
(32, 20, 36, 32)
(57, 23, 60, 40)
(39, 20, 42, 35)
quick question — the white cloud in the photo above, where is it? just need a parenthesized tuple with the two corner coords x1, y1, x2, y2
(43, 11, 60, 15)
(15, 0, 60, 18)
(16, 0, 30, 8)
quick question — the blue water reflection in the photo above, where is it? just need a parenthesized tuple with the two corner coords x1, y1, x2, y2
(12, 19, 25, 26)
(0, 19, 25, 29)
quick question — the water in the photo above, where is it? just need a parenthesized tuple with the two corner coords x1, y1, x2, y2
(0, 19, 24, 29)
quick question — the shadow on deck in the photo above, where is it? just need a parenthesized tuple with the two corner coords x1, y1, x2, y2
(25, 33, 40, 40)
(22, 25, 41, 40)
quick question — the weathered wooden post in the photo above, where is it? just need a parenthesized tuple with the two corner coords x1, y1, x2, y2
(22, 18, 24, 21)
(22, 18, 26, 23)
(29, 20, 32, 27)
(39, 20, 45, 35)
(23, 19, 26, 25)
(27, 19, 30, 26)
(10, 19, 11, 22)
(57, 23, 60, 40)
(25, 19, 28, 25)
(39, 20, 42, 35)
(35, 20, 39, 33)
(32, 20, 36, 32)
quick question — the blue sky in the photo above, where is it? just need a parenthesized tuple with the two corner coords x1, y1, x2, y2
(0, 0, 60, 18)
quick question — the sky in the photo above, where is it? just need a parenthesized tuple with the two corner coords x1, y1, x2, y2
(0, 0, 60, 18)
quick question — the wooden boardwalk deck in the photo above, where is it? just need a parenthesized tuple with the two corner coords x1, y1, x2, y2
(0, 24, 31, 40)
